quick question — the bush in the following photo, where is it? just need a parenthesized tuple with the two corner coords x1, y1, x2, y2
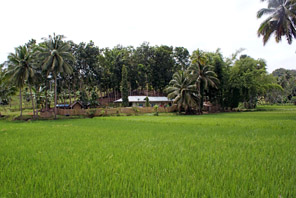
(145, 97, 150, 107)
(132, 107, 139, 115)
(291, 96, 296, 105)
(100, 110, 105, 116)
(87, 109, 96, 118)
(154, 105, 159, 116)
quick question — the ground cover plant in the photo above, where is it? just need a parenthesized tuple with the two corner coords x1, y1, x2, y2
(0, 106, 296, 197)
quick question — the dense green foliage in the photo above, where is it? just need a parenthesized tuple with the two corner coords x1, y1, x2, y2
(0, 107, 296, 197)
(166, 50, 279, 113)
(0, 64, 16, 107)
(271, 68, 296, 102)
(0, 33, 293, 115)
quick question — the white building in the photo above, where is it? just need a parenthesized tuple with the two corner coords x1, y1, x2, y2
(114, 96, 173, 107)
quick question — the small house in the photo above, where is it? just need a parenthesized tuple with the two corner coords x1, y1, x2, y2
(56, 104, 70, 109)
(70, 101, 84, 109)
(55, 101, 84, 109)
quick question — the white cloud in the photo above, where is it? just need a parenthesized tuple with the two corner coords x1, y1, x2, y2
(0, 0, 295, 72)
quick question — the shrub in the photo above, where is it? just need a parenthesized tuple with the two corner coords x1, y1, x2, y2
(87, 109, 96, 118)
(145, 96, 150, 107)
(100, 110, 105, 116)
(132, 107, 139, 115)
(154, 105, 159, 116)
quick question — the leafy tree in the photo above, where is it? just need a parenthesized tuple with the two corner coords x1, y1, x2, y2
(150, 45, 176, 92)
(89, 89, 99, 108)
(79, 90, 88, 108)
(229, 56, 270, 108)
(132, 42, 154, 92)
(7, 46, 34, 117)
(272, 68, 296, 102)
(121, 65, 129, 107)
(165, 71, 198, 114)
(204, 50, 227, 107)
(70, 41, 101, 93)
(174, 47, 190, 71)
(0, 64, 17, 111)
(38, 34, 74, 119)
(257, 0, 296, 45)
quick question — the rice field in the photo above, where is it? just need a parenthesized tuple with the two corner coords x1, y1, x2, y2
(0, 106, 295, 197)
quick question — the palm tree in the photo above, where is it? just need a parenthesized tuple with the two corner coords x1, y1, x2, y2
(38, 34, 74, 119)
(165, 70, 198, 114)
(189, 50, 219, 114)
(257, 0, 296, 45)
(7, 46, 34, 117)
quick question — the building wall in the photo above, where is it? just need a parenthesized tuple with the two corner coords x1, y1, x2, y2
(72, 104, 82, 110)
(131, 102, 171, 107)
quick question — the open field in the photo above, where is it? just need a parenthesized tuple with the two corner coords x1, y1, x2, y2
(0, 106, 296, 197)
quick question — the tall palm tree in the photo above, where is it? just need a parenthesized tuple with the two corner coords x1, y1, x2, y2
(189, 50, 219, 114)
(165, 70, 198, 114)
(38, 34, 74, 119)
(7, 46, 34, 117)
(257, 0, 296, 45)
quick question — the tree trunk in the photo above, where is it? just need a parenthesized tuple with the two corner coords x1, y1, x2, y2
(35, 97, 39, 117)
(29, 85, 36, 118)
(99, 89, 102, 105)
(69, 82, 72, 108)
(19, 88, 22, 117)
(54, 76, 57, 119)
(73, 82, 76, 103)
(199, 82, 204, 115)
(107, 89, 109, 103)
(45, 89, 48, 111)
(35, 87, 39, 116)
(197, 82, 203, 115)
(63, 90, 66, 109)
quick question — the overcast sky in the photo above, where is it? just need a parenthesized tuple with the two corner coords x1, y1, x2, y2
(0, 0, 295, 73)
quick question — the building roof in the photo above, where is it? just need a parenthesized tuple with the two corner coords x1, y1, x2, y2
(56, 104, 70, 108)
(70, 101, 83, 108)
(114, 96, 173, 103)
(56, 101, 84, 108)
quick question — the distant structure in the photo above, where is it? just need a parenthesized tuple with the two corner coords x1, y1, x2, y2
(114, 96, 173, 107)
(56, 101, 84, 109)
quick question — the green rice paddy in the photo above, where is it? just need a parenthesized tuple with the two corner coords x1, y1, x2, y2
(0, 106, 296, 197)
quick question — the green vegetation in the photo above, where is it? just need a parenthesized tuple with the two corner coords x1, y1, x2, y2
(2, 33, 295, 116)
(1, 107, 295, 197)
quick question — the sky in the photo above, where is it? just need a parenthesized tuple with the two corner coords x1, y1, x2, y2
(0, 0, 295, 73)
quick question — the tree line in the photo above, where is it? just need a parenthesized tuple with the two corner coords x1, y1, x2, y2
(0, 33, 295, 118)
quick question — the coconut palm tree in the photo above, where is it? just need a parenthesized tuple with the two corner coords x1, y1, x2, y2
(257, 0, 296, 45)
(189, 50, 219, 114)
(38, 34, 74, 119)
(7, 46, 34, 117)
(165, 70, 198, 114)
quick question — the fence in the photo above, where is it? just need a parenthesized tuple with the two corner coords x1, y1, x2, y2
(40, 106, 177, 118)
